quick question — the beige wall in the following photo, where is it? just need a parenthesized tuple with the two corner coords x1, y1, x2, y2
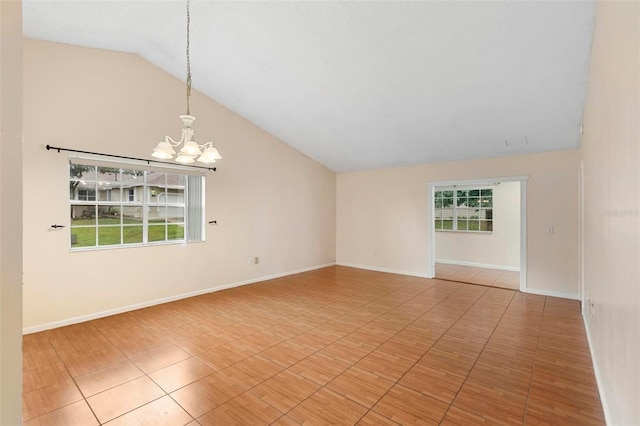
(580, 1, 639, 423)
(435, 180, 520, 270)
(0, 0, 24, 423)
(23, 39, 336, 331)
(337, 149, 580, 297)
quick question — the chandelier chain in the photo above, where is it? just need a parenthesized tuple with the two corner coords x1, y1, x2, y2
(186, 0, 192, 115)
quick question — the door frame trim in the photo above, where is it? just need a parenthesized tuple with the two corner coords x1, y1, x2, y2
(427, 175, 529, 292)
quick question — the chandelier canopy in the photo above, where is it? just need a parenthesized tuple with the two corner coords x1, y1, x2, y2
(152, 0, 221, 165)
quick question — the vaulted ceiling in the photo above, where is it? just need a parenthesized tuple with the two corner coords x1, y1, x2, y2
(23, 1, 597, 172)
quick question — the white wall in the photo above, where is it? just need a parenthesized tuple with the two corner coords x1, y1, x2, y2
(22, 40, 336, 331)
(337, 149, 580, 298)
(0, 1, 24, 423)
(435, 181, 520, 270)
(580, 1, 639, 423)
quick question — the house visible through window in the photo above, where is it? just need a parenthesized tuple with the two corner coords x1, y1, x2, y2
(69, 161, 205, 249)
(434, 188, 493, 232)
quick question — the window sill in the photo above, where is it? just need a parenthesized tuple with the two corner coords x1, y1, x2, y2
(435, 230, 493, 234)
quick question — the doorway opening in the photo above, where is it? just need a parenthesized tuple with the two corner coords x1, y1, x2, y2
(427, 176, 528, 292)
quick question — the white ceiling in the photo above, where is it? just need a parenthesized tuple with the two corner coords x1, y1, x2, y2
(23, 0, 597, 172)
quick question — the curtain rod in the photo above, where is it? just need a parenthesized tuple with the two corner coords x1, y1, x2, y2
(46, 144, 217, 172)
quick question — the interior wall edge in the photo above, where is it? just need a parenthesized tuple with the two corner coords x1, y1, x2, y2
(23, 262, 336, 335)
(435, 259, 520, 272)
(583, 314, 612, 425)
(521, 287, 579, 301)
(335, 262, 433, 279)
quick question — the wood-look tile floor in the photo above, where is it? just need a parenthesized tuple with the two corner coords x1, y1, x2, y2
(435, 263, 520, 290)
(23, 266, 604, 425)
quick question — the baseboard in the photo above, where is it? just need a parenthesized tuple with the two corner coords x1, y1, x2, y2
(22, 262, 336, 334)
(435, 259, 520, 272)
(336, 262, 432, 279)
(583, 314, 612, 425)
(521, 286, 579, 300)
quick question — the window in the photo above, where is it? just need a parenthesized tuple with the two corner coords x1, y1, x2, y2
(69, 161, 205, 249)
(77, 189, 96, 201)
(434, 188, 493, 232)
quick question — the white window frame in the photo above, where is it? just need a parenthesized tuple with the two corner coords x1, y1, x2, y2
(69, 159, 205, 251)
(434, 186, 493, 233)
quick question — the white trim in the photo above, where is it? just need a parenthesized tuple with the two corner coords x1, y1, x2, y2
(435, 259, 520, 272)
(519, 179, 528, 293)
(579, 161, 585, 315)
(431, 176, 530, 187)
(427, 185, 436, 278)
(22, 262, 336, 334)
(336, 262, 432, 279)
(69, 154, 206, 175)
(521, 286, 579, 300)
(583, 315, 612, 426)
(427, 176, 529, 291)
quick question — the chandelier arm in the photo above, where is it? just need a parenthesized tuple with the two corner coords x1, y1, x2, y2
(164, 135, 186, 146)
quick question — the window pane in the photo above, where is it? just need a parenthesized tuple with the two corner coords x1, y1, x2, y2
(442, 220, 453, 230)
(480, 197, 492, 207)
(466, 197, 479, 207)
(435, 219, 442, 230)
(469, 189, 480, 197)
(70, 164, 96, 200)
(457, 220, 469, 230)
(98, 226, 121, 246)
(442, 207, 453, 221)
(467, 219, 480, 231)
(442, 197, 453, 208)
(123, 226, 143, 244)
(71, 227, 96, 247)
(148, 224, 166, 242)
(147, 171, 165, 202)
(167, 224, 185, 241)
(167, 173, 186, 188)
(480, 220, 493, 232)
(97, 206, 120, 225)
(481, 189, 492, 196)
(149, 206, 166, 224)
(167, 206, 184, 224)
(116, 170, 140, 202)
(71, 205, 96, 224)
(122, 206, 143, 222)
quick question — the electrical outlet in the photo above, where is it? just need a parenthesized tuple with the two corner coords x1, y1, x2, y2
(254, 257, 259, 265)
(590, 301, 596, 318)
(547, 225, 554, 234)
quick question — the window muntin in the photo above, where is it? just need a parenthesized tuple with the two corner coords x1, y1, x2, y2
(69, 162, 203, 250)
(434, 188, 493, 232)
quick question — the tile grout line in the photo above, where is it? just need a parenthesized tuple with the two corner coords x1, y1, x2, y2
(437, 289, 517, 424)
(521, 296, 547, 426)
(169, 275, 433, 423)
(348, 284, 494, 425)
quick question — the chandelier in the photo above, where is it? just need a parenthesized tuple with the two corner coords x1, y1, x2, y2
(152, 0, 222, 164)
